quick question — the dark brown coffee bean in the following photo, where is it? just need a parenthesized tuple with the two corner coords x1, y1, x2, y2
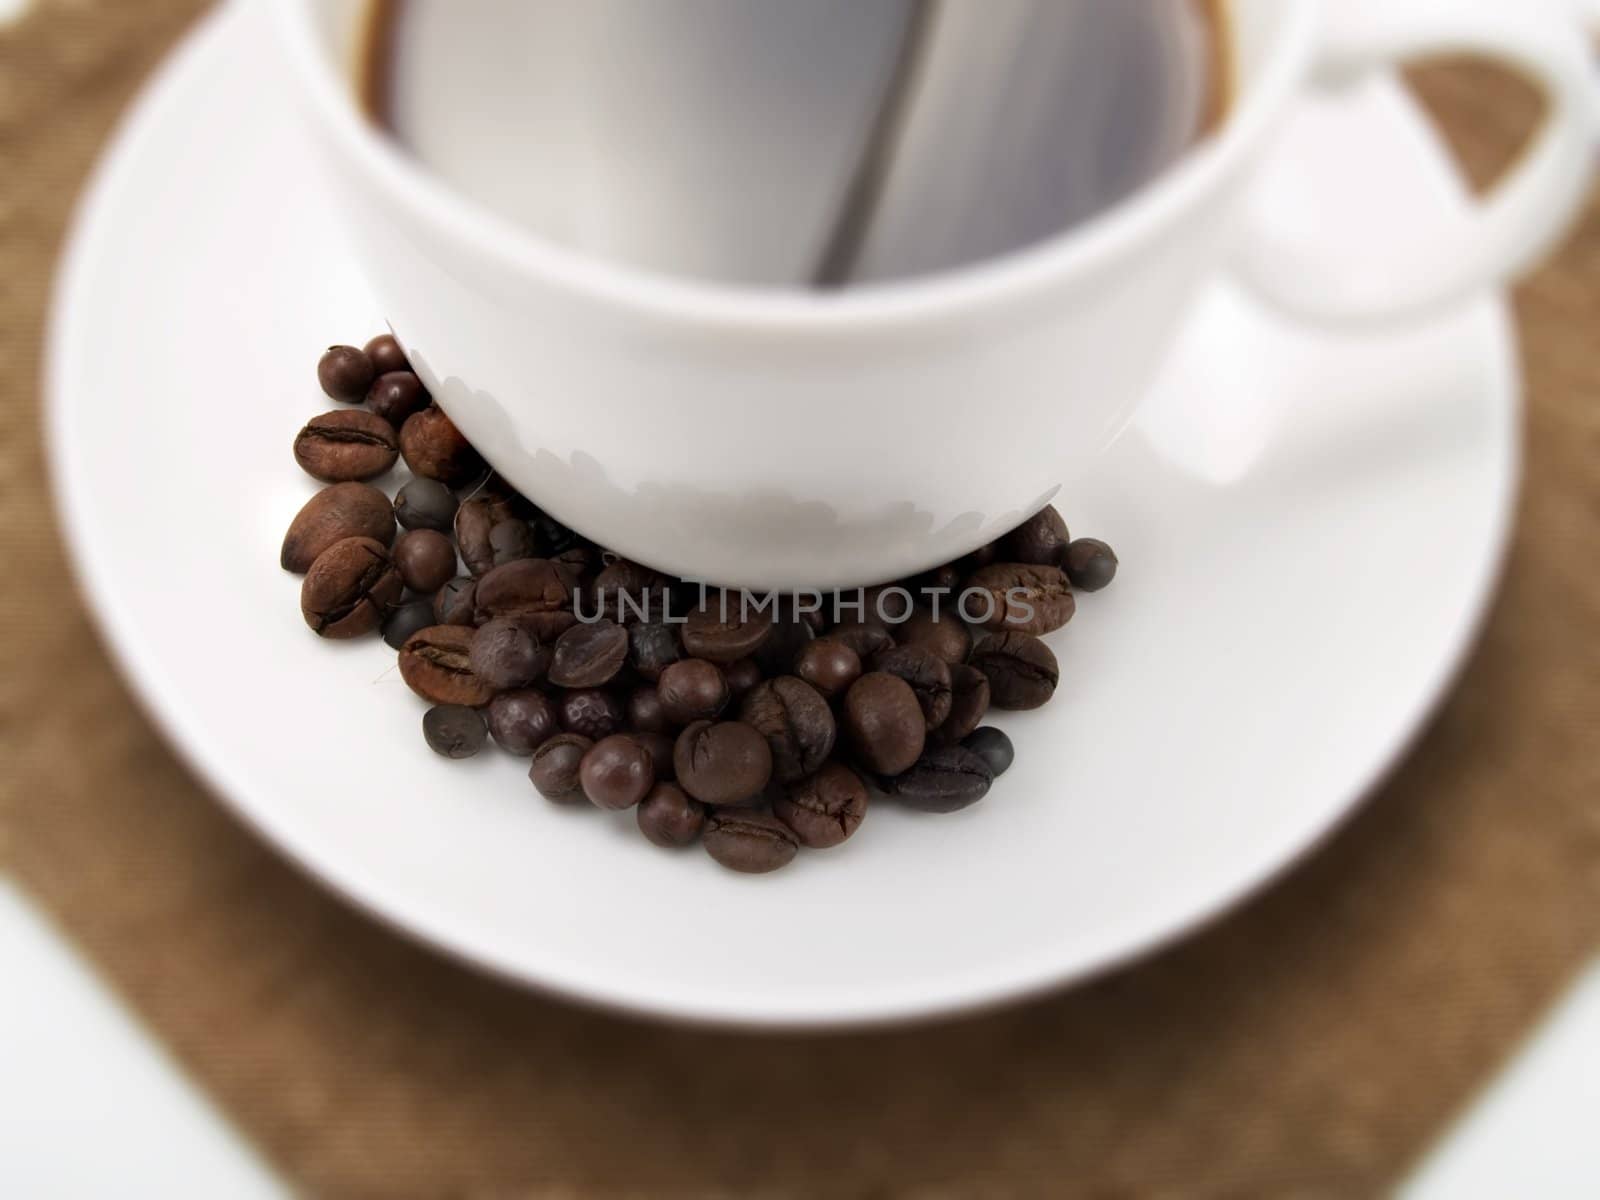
(957, 540, 1000, 574)
(592, 560, 670, 624)
(636, 783, 706, 847)
(628, 620, 682, 682)
(399, 406, 484, 485)
(826, 615, 895, 660)
(393, 477, 457, 533)
(432, 576, 477, 627)
(862, 585, 917, 625)
(739, 677, 836, 783)
(1002, 505, 1071, 566)
(559, 689, 625, 741)
(549, 619, 628, 688)
(970, 631, 1059, 710)
(635, 732, 676, 780)
(469, 617, 548, 689)
(702, 808, 798, 874)
(473, 559, 573, 636)
(962, 727, 1014, 778)
(529, 733, 592, 803)
(871, 645, 953, 731)
(681, 593, 772, 664)
(1065, 537, 1118, 592)
(363, 332, 410, 376)
(939, 664, 991, 744)
(422, 704, 487, 759)
(794, 639, 861, 700)
(673, 720, 773, 807)
(489, 519, 537, 568)
(398, 625, 495, 706)
(752, 598, 815, 676)
(914, 562, 964, 593)
(453, 492, 520, 577)
(317, 344, 374, 403)
(579, 734, 654, 811)
(842, 672, 926, 776)
(393, 528, 457, 594)
(366, 371, 430, 425)
(280, 482, 394, 573)
(723, 657, 762, 703)
(657, 659, 730, 727)
(293, 410, 399, 483)
(486, 689, 560, 755)
(890, 744, 994, 813)
(627, 686, 668, 734)
(964, 563, 1076, 634)
(895, 607, 972, 666)
(300, 536, 402, 638)
(382, 599, 437, 650)
(774, 762, 868, 849)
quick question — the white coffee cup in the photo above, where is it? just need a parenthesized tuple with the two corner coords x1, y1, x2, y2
(271, 0, 1597, 590)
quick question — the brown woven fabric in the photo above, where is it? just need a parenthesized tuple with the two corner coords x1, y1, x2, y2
(3, 4, 1599, 1195)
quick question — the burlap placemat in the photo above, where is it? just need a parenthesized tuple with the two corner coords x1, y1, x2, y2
(4, 3, 1599, 1195)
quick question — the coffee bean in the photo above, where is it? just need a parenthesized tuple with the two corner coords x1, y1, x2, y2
(280, 482, 394, 573)
(962, 727, 1015, 778)
(794, 639, 861, 700)
(393, 528, 457, 594)
(627, 686, 668, 734)
(293, 410, 399, 483)
(559, 688, 625, 741)
(529, 732, 592, 803)
(552, 543, 598, 586)
(592, 560, 670, 624)
(957, 540, 1000, 574)
(965, 563, 1076, 634)
(432, 576, 477, 627)
(530, 508, 581, 557)
(549, 619, 628, 688)
(1065, 537, 1118, 592)
(657, 659, 730, 726)
(473, 559, 574, 638)
(774, 761, 867, 849)
(673, 720, 773, 807)
(363, 332, 410, 376)
(702, 808, 799, 874)
(422, 704, 487, 759)
(486, 689, 560, 755)
(489, 519, 538, 568)
(300, 536, 402, 638)
(826, 615, 895, 660)
(681, 593, 773, 664)
(628, 620, 682, 682)
(317, 344, 374, 403)
(970, 631, 1059, 710)
(842, 672, 926, 776)
(739, 676, 836, 783)
(723, 657, 762, 703)
(752, 598, 815, 675)
(634, 732, 676, 780)
(382, 598, 437, 650)
(399, 407, 484, 486)
(579, 734, 654, 811)
(393, 477, 458, 533)
(939, 663, 991, 744)
(871, 645, 953, 731)
(636, 783, 706, 847)
(366, 371, 430, 425)
(914, 562, 964, 593)
(454, 493, 520, 576)
(862, 585, 917, 625)
(469, 617, 548, 689)
(398, 625, 495, 705)
(890, 744, 994, 813)
(895, 607, 972, 666)
(1002, 505, 1070, 566)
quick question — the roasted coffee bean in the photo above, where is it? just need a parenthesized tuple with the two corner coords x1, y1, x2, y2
(939, 663, 991, 744)
(774, 761, 867, 849)
(627, 686, 668, 734)
(962, 727, 1015, 778)
(957, 540, 1000, 574)
(1002, 505, 1071, 566)
(862, 585, 917, 625)
(872, 645, 953, 731)
(914, 562, 964, 593)
(317, 344, 374, 403)
(529, 733, 592, 803)
(399, 407, 484, 485)
(399, 625, 495, 705)
(393, 528, 457, 594)
(657, 659, 730, 726)
(432, 576, 478, 627)
(752, 598, 816, 676)
(592, 560, 670, 624)
(635, 732, 676, 780)
(964, 563, 1076, 634)
(468, 617, 548, 689)
(280, 482, 394, 573)
(1065, 537, 1118, 592)
(382, 598, 437, 650)
(826, 615, 895, 660)
(454, 492, 519, 576)
(890, 744, 994, 813)
(636, 783, 706, 847)
(842, 672, 926, 777)
(489, 519, 537, 568)
(486, 689, 560, 755)
(549, 619, 628, 688)
(723, 657, 762, 703)
(530, 508, 581, 556)
(673, 720, 773, 807)
(579, 734, 654, 811)
(681, 593, 773, 664)
(970, 631, 1059, 710)
(393, 477, 458, 533)
(628, 620, 682, 682)
(422, 704, 487, 759)
(363, 332, 409, 376)
(473, 559, 573, 638)
(794, 639, 861, 700)
(739, 677, 836, 783)
(366, 371, 430, 425)
(300, 537, 402, 638)
(895, 607, 972, 666)
(293, 410, 399, 483)
(559, 688, 625, 741)
(552, 543, 598, 585)
(702, 808, 798, 874)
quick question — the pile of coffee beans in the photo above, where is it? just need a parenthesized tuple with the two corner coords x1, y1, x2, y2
(283, 335, 1119, 873)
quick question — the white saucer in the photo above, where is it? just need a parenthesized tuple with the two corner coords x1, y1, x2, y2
(47, 5, 1517, 1028)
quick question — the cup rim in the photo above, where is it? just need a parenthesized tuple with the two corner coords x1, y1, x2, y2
(269, 0, 1320, 335)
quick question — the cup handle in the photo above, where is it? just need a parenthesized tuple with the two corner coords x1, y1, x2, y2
(1232, 0, 1599, 325)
